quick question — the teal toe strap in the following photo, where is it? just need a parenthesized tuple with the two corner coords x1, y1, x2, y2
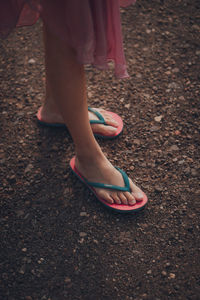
(84, 167, 130, 192)
(88, 107, 106, 125)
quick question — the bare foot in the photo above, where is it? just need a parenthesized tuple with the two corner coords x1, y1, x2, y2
(75, 153, 144, 206)
(37, 105, 118, 136)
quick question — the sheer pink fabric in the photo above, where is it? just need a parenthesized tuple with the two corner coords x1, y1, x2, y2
(0, 0, 136, 78)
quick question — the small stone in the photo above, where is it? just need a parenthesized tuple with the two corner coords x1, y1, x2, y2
(22, 248, 27, 252)
(19, 266, 25, 274)
(25, 163, 33, 173)
(130, 166, 134, 171)
(155, 185, 163, 192)
(80, 212, 88, 217)
(192, 24, 200, 31)
(154, 115, 163, 122)
(133, 139, 141, 145)
(64, 277, 71, 283)
(150, 126, 160, 132)
(168, 82, 179, 89)
(136, 73, 142, 78)
(169, 145, 179, 151)
(184, 167, 191, 175)
(125, 103, 130, 109)
(179, 96, 185, 101)
(169, 273, 176, 279)
(143, 93, 151, 99)
(28, 58, 36, 64)
(174, 130, 181, 135)
(162, 271, 167, 276)
(16, 210, 24, 217)
(79, 232, 87, 237)
(147, 270, 152, 274)
(88, 91, 92, 98)
(146, 29, 151, 34)
(191, 169, 198, 176)
(172, 68, 179, 73)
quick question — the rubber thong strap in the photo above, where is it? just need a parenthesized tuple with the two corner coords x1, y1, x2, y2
(88, 107, 106, 125)
(84, 167, 130, 192)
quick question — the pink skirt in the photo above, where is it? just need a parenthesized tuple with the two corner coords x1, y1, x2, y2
(0, 0, 136, 78)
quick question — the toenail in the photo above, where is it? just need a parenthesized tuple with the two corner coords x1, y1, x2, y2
(135, 192, 143, 200)
(129, 200, 136, 205)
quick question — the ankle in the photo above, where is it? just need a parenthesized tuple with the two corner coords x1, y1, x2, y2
(42, 97, 61, 115)
(75, 147, 105, 166)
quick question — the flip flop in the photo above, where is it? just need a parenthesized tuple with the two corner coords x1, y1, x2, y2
(36, 107, 123, 139)
(70, 157, 148, 213)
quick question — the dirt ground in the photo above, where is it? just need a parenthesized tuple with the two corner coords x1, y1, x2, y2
(0, 1, 199, 299)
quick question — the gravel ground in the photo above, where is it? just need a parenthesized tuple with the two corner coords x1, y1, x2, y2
(0, 1, 199, 299)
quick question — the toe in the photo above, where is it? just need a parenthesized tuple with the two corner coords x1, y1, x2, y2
(118, 192, 128, 205)
(110, 192, 121, 204)
(124, 191, 136, 206)
(104, 116, 118, 127)
(92, 108, 118, 127)
(98, 189, 114, 204)
(91, 124, 117, 136)
(129, 180, 144, 201)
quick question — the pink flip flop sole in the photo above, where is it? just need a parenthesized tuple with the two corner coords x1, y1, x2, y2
(70, 157, 148, 213)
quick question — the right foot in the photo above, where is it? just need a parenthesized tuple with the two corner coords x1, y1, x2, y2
(37, 106, 119, 136)
(75, 153, 144, 206)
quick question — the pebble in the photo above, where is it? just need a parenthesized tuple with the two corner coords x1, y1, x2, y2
(155, 185, 163, 192)
(179, 96, 185, 101)
(168, 82, 180, 89)
(169, 273, 176, 279)
(150, 126, 160, 132)
(125, 103, 130, 109)
(80, 212, 88, 217)
(25, 163, 34, 173)
(136, 73, 142, 78)
(184, 167, 191, 175)
(79, 232, 87, 237)
(28, 58, 36, 64)
(162, 271, 167, 276)
(133, 139, 141, 145)
(147, 270, 152, 274)
(169, 145, 179, 151)
(173, 158, 178, 162)
(172, 67, 179, 73)
(154, 115, 163, 122)
(191, 169, 198, 176)
(64, 277, 71, 283)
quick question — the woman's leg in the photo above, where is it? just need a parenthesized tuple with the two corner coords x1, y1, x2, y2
(43, 23, 143, 205)
(39, 73, 118, 136)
